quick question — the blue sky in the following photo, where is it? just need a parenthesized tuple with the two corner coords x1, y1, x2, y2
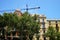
(0, 0, 60, 19)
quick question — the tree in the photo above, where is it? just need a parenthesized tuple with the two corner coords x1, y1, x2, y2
(0, 12, 40, 40)
(0, 13, 7, 40)
(45, 26, 56, 40)
(3, 13, 19, 31)
(2, 12, 20, 40)
(56, 32, 60, 40)
(32, 14, 40, 40)
(17, 12, 40, 40)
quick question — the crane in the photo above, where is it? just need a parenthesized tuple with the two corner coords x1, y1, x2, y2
(0, 4, 40, 12)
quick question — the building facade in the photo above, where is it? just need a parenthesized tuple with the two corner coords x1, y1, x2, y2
(37, 14, 60, 40)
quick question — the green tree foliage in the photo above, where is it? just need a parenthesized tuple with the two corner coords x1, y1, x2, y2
(0, 14, 7, 39)
(3, 13, 18, 31)
(45, 26, 56, 40)
(17, 12, 40, 40)
(45, 26, 60, 40)
(0, 14, 6, 27)
(0, 12, 40, 40)
(56, 32, 60, 40)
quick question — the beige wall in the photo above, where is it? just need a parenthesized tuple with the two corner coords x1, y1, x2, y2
(37, 15, 60, 40)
